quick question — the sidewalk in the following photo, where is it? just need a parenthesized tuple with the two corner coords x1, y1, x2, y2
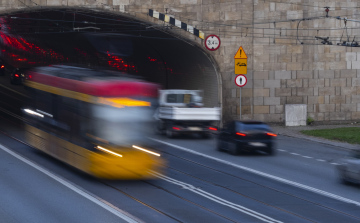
(270, 123, 360, 151)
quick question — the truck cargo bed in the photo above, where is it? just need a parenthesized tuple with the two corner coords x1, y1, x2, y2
(158, 107, 221, 121)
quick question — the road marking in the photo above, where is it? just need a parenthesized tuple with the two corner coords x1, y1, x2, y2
(302, 156, 313, 159)
(317, 159, 326, 162)
(0, 83, 29, 98)
(152, 171, 282, 223)
(151, 138, 360, 207)
(290, 153, 300, 156)
(330, 163, 340, 165)
(277, 149, 286, 152)
(0, 144, 141, 223)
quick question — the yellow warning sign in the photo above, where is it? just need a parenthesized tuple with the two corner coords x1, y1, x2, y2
(234, 46, 247, 59)
(234, 46, 247, 74)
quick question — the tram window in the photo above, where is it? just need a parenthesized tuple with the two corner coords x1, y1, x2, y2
(34, 89, 54, 116)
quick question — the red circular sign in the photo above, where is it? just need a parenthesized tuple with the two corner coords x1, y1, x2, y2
(235, 75, 247, 87)
(205, 35, 221, 51)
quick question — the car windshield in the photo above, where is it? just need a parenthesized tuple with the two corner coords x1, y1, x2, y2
(236, 123, 271, 131)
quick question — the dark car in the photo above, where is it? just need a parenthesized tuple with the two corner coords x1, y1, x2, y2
(337, 149, 360, 185)
(10, 68, 26, 84)
(217, 120, 277, 155)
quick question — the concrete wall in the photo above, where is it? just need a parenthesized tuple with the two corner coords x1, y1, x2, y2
(3, 0, 360, 124)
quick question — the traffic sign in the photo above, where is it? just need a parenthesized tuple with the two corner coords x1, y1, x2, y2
(205, 35, 221, 51)
(234, 46, 247, 74)
(235, 75, 247, 87)
(234, 46, 247, 59)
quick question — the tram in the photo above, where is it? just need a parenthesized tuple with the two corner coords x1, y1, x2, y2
(22, 65, 165, 179)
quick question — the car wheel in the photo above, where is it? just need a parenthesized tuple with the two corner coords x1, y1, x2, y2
(229, 142, 239, 155)
(339, 168, 351, 185)
(267, 146, 275, 156)
(216, 140, 224, 151)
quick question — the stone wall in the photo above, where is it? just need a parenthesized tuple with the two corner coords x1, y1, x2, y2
(3, 0, 360, 123)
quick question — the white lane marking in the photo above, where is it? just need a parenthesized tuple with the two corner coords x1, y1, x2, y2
(302, 156, 313, 159)
(0, 144, 141, 223)
(290, 153, 300, 156)
(331, 163, 340, 165)
(152, 171, 282, 223)
(150, 138, 360, 207)
(277, 149, 286, 152)
(317, 159, 326, 162)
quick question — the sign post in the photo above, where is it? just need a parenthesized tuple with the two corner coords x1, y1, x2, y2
(235, 75, 247, 120)
(234, 46, 248, 120)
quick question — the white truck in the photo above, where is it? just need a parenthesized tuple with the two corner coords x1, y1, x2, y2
(154, 89, 221, 138)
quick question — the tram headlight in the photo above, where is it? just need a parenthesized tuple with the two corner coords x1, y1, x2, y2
(96, 146, 123, 157)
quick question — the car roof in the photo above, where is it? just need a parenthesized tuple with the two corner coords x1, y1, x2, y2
(234, 120, 267, 125)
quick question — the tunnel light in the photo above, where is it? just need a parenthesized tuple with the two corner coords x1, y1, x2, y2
(23, 109, 44, 118)
(96, 146, 123, 157)
(132, 145, 161, 157)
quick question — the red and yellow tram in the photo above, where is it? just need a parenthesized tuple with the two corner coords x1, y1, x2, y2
(23, 65, 165, 179)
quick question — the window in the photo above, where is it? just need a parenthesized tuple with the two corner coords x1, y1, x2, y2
(166, 94, 193, 103)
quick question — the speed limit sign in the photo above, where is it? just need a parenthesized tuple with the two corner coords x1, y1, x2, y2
(235, 75, 247, 87)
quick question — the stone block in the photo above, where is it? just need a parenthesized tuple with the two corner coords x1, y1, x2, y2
(330, 79, 347, 87)
(296, 87, 314, 96)
(239, 88, 253, 97)
(319, 104, 335, 113)
(286, 79, 302, 87)
(341, 87, 357, 96)
(340, 69, 356, 78)
(329, 95, 346, 104)
(351, 112, 360, 120)
(326, 62, 346, 70)
(341, 104, 356, 112)
(352, 61, 360, 69)
(286, 62, 302, 71)
(308, 79, 325, 87)
(318, 87, 335, 95)
(345, 52, 356, 61)
(274, 70, 291, 79)
(329, 112, 346, 120)
(254, 80, 264, 88)
(318, 70, 334, 79)
(285, 104, 306, 126)
(351, 95, 360, 104)
(308, 96, 324, 104)
(254, 97, 264, 105)
(275, 88, 291, 97)
(254, 71, 269, 79)
(254, 105, 269, 114)
(264, 80, 280, 88)
(296, 71, 313, 79)
(286, 96, 303, 104)
(352, 78, 360, 86)
(275, 105, 284, 113)
(264, 97, 280, 105)
(254, 89, 269, 97)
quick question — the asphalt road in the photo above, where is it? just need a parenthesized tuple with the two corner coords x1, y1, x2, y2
(0, 76, 360, 222)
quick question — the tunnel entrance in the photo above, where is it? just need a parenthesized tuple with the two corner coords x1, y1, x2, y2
(0, 8, 219, 107)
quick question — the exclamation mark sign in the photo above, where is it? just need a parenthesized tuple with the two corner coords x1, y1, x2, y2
(240, 77, 242, 85)
(240, 49, 242, 57)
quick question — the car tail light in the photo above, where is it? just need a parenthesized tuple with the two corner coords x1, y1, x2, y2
(266, 132, 277, 137)
(172, 127, 181, 131)
(15, 74, 19, 77)
(0, 65, 4, 68)
(209, 127, 217, 131)
(236, 132, 246, 136)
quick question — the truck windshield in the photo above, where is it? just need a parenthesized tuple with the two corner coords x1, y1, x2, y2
(166, 94, 193, 103)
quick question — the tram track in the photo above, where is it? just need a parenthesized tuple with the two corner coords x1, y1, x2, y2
(149, 142, 360, 222)
(0, 88, 359, 222)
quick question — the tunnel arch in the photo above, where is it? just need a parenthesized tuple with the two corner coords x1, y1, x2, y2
(0, 7, 221, 108)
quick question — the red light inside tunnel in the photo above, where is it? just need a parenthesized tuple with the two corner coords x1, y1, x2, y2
(0, 65, 4, 68)
(15, 74, 19, 77)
